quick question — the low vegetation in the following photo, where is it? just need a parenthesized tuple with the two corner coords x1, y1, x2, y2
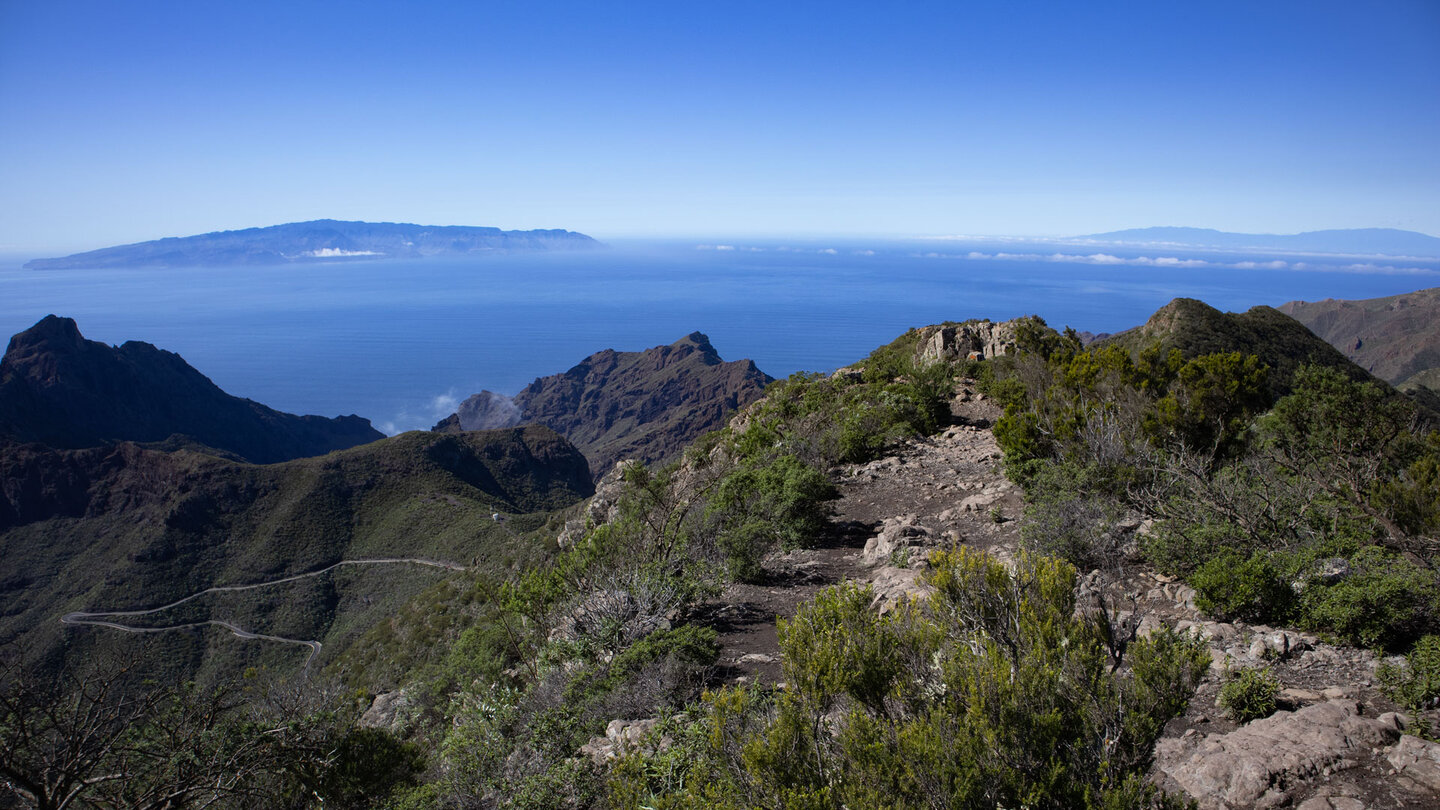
(608, 550, 1208, 809)
(986, 308, 1440, 655)
(1217, 666, 1281, 724)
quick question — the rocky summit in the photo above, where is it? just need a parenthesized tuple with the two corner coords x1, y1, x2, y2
(434, 331, 773, 478)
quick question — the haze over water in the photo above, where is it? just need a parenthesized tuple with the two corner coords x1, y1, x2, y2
(2, 239, 1436, 434)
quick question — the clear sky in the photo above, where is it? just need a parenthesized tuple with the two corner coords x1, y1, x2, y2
(1, 0, 1437, 251)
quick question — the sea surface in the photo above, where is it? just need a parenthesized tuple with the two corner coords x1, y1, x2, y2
(2, 238, 1436, 434)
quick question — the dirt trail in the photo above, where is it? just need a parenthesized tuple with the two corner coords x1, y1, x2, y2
(60, 558, 466, 670)
(705, 383, 1023, 684)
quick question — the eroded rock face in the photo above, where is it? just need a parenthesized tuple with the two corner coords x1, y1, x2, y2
(436, 333, 772, 478)
(450, 390, 525, 431)
(913, 320, 1019, 365)
(1155, 700, 1402, 809)
(556, 459, 635, 548)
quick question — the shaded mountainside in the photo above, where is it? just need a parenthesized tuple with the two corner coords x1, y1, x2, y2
(1099, 298, 1385, 398)
(1278, 287, 1440, 391)
(23, 219, 600, 269)
(0, 315, 383, 463)
(1078, 226, 1440, 256)
(0, 426, 593, 682)
(435, 331, 773, 477)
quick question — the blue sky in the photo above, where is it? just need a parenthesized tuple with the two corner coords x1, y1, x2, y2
(1, 1, 1437, 251)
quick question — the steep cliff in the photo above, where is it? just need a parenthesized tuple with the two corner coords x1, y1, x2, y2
(435, 332, 773, 477)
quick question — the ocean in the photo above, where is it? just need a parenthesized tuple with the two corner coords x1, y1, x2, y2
(2, 238, 1436, 434)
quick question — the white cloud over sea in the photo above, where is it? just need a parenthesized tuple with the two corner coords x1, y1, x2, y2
(692, 242, 1438, 275)
(924, 250, 1438, 275)
(378, 389, 464, 436)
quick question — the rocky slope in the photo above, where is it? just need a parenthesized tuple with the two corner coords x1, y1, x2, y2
(435, 332, 773, 478)
(1279, 287, 1440, 392)
(861, 407, 1438, 809)
(0, 315, 384, 463)
(23, 219, 599, 269)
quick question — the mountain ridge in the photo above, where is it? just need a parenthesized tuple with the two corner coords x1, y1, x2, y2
(23, 219, 600, 269)
(1278, 287, 1440, 389)
(0, 315, 384, 463)
(0, 425, 594, 684)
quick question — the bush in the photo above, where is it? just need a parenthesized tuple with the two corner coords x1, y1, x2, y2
(777, 583, 900, 715)
(1190, 550, 1294, 624)
(710, 455, 836, 581)
(1020, 459, 1136, 571)
(1379, 635, 1440, 719)
(1297, 545, 1439, 651)
(1218, 666, 1280, 724)
(610, 549, 1207, 809)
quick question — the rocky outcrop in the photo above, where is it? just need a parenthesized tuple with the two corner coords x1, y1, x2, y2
(360, 690, 414, 731)
(436, 333, 773, 478)
(437, 390, 525, 432)
(0, 315, 384, 463)
(578, 718, 669, 765)
(913, 320, 1019, 365)
(1155, 700, 1410, 809)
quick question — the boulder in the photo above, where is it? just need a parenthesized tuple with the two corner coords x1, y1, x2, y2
(861, 515, 933, 566)
(577, 717, 666, 764)
(359, 690, 412, 731)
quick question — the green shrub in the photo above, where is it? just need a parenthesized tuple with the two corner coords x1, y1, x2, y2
(1379, 635, 1440, 720)
(1020, 459, 1135, 570)
(608, 626, 719, 684)
(1218, 666, 1280, 724)
(710, 455, 836, 580)
(1297, 545, 1439, 651)
(778, 583, 899, 715)
(606, 548, 1209, 809)
(316, 727, 427, 808)
(1142, 517, 1250, 577)
(1190, 550, 1294, 624)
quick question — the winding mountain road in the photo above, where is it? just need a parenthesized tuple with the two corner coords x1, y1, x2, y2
(60, 558, 466, 670)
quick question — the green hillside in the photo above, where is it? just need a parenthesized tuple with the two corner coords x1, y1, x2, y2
(0, 426, 592, 685)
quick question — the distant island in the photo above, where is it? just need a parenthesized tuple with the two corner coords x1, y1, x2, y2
(1074, 226, 1440, 257)
(23, 219, 601, 269)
